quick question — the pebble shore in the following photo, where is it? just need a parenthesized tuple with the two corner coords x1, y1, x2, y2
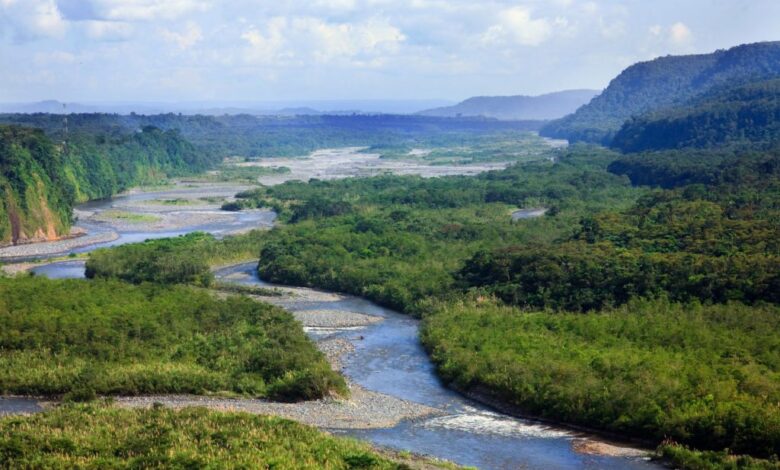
(117, 283, 440, 429)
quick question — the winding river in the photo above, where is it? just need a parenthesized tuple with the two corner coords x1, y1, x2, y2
(1, 183, 665, 470)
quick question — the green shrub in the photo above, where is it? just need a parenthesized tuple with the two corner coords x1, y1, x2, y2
(0, 276, 345, 400)
(0, 403, 406, 469)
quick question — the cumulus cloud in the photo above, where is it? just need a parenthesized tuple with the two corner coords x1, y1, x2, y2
(241, 18, 289, 64)
(312, 0, 357, 10)
(88, 0, 208, 21)
(4, 0, 776, 102)
(481, 7, 555, 47)
(242, 16, 405, 65)
(669, 21, 692, 45)
(648, 21, 693, 50)
(0, 0, 67, 41)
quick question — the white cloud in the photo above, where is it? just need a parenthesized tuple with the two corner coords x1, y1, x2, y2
(313, 0, 356, 10)
(242, 16, 405, 65)
(0, 0, 67, 40)
(304, 17, 406, 62)
(160, 21, 202, 49)
(89, 0, 208, 21)
(241, 17, 289, 64)
(669, 21, 692, 45)
(5, 0, 777, 102)
(646, 21, 693, 52)
(481, 7, 554, 47)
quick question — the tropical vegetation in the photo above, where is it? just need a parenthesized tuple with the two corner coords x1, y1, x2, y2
(0, 276, 345, 401)
(0, 403, 417, 469)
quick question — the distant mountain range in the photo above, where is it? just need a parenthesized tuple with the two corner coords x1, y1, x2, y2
(0, 100, 455, 116)
(0, 94, 602, 120)
(541, 41, 780, 144)
(416, 90, 599, 121)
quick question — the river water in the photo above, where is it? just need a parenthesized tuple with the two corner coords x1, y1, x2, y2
(1, 177, 664, 469)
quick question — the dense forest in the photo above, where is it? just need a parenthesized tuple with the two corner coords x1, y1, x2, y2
(612, 79, 780, 152)
(606, 145, 780, 189)
(0, 276, 344, 401)
(541, 41, 780, 144)
(0, 124, 215, 245)
(461, 173, 780, 310)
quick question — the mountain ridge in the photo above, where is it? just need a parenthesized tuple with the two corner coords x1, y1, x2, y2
(417, 89, 599, 120)
(541, 41, 780, 144)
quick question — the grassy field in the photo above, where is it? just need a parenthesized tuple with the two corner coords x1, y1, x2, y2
(0, 276, 345, 401)
(97, 210, 161, 223)
(0, 403, 427, 469)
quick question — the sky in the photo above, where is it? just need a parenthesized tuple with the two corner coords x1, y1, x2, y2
(1, 0, 779, 103)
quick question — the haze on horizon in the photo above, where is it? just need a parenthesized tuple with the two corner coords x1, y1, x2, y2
(1, 0, 779, 104)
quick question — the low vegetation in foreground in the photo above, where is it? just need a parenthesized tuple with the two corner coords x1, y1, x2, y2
(0, 403, 414, 469)
(0, 276, 345, 401)
(659, 443, 780, 470)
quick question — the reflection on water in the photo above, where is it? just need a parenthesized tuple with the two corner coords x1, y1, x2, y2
(2, 186, 276, 263)
(0, 398, 42, 416)
(30, 260, 87, 279)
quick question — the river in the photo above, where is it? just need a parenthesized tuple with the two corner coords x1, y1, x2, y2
(12, 257, 664, 470)
(0, 165, 665, 469)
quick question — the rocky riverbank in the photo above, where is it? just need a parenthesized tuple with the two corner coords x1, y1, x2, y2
(117, 285, 439, 429)
(0, 229, 118, 259)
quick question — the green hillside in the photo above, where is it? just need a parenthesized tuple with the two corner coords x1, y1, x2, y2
(611, 79, 780, 152)
(541, 41, 780, 144)
(0, 124, 215, 245)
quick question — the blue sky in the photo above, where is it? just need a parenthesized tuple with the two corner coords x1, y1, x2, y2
(1, 0, 778, 102)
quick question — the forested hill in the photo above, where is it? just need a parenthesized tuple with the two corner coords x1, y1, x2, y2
(611, 78, 780, 152)
(416, 90, 598, 120)
(0, 124, 213, 246)
(540, 41, 780, 144)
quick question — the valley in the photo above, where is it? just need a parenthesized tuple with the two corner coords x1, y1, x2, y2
(1, 33, 780, 470)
